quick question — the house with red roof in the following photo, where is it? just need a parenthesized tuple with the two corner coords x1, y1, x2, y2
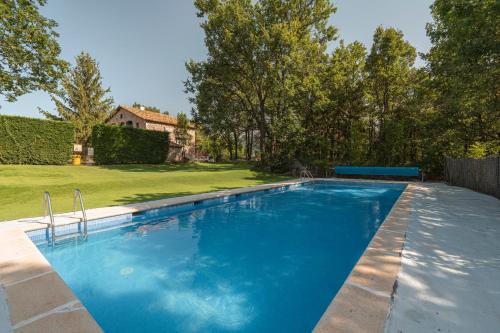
(107, 105, 196, 160)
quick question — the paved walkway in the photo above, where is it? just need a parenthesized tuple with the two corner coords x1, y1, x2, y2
(386, 183, 500, 332)
(0, 286, 11, 333)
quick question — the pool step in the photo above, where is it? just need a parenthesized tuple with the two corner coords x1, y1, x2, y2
(54, 231, 85, 242)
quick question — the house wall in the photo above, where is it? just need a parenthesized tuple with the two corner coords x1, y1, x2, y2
(145, 122, 196, 146)
(145, 122, 176, 140)
(107, 110, 146, 129)
(107, 109, 197, 159)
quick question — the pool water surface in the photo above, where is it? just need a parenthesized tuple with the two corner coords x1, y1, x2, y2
(38, 182, 405, 333)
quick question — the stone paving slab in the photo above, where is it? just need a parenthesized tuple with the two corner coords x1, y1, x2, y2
(313, 183, 414, 333)
(385, 183, 500, 333)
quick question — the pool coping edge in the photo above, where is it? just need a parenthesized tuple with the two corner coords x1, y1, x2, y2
(312, 182, 415, 333)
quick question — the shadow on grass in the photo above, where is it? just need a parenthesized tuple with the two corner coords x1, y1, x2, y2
(113, 174, 291, 206)
(115, 192, 196, 205)
(96, 162, 259, 173)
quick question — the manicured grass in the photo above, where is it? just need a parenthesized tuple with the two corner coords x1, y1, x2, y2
(0, 163, 291, 221)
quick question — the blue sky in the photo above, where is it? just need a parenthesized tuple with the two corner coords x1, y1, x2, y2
(1, 0, 433, 118)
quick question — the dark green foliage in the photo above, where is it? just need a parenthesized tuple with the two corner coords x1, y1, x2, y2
(186, 0, 498, 177)
(91, 124, 170, 165)
(131, 102, 169, 115)
(186, 0, 336, 169)
(426, 0, 499, 157)
(0, 115, 74, 165)
(0, 0, 67, 104)
(40, 52, 114, 144)
(174, 113, 192, 146)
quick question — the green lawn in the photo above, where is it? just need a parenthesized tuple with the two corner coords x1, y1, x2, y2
(0, 163, 291, 221)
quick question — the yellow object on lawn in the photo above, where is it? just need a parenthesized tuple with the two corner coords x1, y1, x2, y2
(72, 155, 81, 166)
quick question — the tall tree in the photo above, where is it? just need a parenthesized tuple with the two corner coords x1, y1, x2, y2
(186, 0, 497, 176)
(40, 52, 114, 144)
(0, 0, 67, 104)
(426, 0, 499, 157)
(325, 40, 368, 164)
(366, 26, 417, 163)
(174, 112, 192, 146)
(186, 0, 336, 170)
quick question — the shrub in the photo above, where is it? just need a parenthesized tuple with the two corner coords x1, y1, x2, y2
(91, 124, 170, 164)
(0, 115, 74, 165)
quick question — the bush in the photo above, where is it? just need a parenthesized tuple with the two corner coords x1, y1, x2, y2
(91, 124, 170, 164)
(0, 115, 74, 165)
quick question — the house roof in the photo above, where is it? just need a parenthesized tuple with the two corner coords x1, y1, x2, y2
(113, 105, 195, 129)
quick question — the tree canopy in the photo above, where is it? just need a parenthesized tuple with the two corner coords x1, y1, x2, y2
(0, 0, 67, 105)
(186, 0, 499, 175)
(426, 0, 499, 157)
(174, 112, 192, 147)
(3, 0, 497, 174)
(186, 0, 337, 169)
(40, 52, 114, 144)
(132, 102, 170, 115)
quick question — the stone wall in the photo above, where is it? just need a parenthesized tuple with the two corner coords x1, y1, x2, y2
(107, 109, 197, 160)
(107, 110, 146, 129)
(145, 122, 176, 139)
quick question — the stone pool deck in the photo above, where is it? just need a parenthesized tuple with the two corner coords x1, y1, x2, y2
(385, 183, 500, 333)
(1, 180, 499, 332)
(314, 182, 500, 333)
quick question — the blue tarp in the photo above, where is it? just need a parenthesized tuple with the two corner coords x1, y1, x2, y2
(334, 166, 420, 177)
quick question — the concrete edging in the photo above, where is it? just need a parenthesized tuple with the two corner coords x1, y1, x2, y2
(313, 183, 414, 333)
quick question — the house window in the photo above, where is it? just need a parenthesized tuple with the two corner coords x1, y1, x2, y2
(136, 122, 139, 128)
(126, 121, 133, 127)
(120, 122, 124, 126)
(120, 113, 123, 119)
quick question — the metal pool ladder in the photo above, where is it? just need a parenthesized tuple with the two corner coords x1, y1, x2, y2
(74, 189, 88, 241)
(300, 168, 314, 182)
(43, 190, 89, 246)
(43, 191, 56, 246)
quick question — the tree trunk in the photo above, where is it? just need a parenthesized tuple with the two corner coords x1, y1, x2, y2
(233, 131, 239, 160)
(250, 130, 254, 160)
(227, 133, 233, 160)
(245, 129, 253, 160)
(258, 98, 267, 167)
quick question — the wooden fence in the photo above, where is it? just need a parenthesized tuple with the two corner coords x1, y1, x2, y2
(444, 157, 500, 198)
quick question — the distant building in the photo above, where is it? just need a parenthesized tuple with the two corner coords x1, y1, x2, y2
(107, 105, 196, 161)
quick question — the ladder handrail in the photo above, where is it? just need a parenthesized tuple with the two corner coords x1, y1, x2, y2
(73, 189, 88, 240)
(299, 168, 314, 181)
(43, 192, 56, 247)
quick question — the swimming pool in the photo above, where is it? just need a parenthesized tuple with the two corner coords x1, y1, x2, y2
(36, 181, 405, 333)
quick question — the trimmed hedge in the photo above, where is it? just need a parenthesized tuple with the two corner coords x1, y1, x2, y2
(91, 124, 170, 164)
(0, 115, 74, 165)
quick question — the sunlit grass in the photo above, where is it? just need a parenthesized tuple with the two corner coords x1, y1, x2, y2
(0, 162, 290, 221)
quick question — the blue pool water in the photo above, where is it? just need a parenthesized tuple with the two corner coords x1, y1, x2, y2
(38, 182, 405, 333)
